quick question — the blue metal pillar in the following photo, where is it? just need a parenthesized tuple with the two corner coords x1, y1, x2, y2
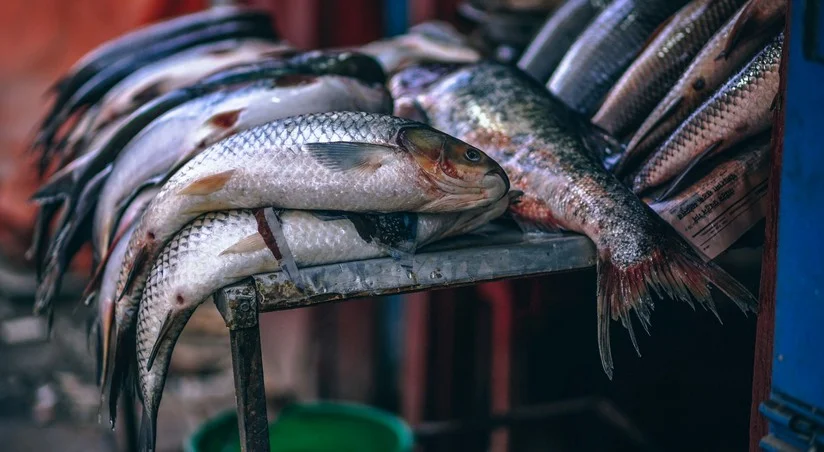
(760, 1, 824, 450)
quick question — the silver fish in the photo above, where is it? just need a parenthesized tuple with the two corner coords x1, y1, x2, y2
(135, 195, 513, 450)
(548, 0, 691, 115)
(518, 0, 614, 82)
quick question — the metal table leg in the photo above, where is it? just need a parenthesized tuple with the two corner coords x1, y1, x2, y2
(215, 281, 270, 452)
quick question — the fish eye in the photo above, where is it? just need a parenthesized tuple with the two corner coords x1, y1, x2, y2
(464, 148, 481, 162)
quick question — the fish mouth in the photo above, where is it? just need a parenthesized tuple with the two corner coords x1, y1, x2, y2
(486, 167, 510, 193)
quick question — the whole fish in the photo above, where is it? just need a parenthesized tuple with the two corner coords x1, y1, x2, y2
(402, 62, 756, 377)
(617, 0, 786, 175)
(517, 0, 613, 82)
(94, 187, 157, 387)
(591, 0, 746, 138)
(632, 33, 782, 196)
(91, 39, 290, 132)
(105, 112, 509, 422)
(358, 21, 479, 74)
(90, 75, 391, 381)
(135, 194, 514, 451)
(30, 52, 389, 320)
(93, 75, 393, 265)
(34, 17, 278, 170)
(548, 0, 691, 115)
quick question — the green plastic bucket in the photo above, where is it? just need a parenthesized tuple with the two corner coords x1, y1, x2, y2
(186, 402, 414, 452)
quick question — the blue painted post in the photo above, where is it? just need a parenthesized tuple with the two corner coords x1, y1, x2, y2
(760, 1, 824, 450)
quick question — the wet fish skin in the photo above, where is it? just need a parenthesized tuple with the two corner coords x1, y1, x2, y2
(518, 0, 614, 83)
(548, 0, 691, 115)
(618, 0, 786, 176)
(135, 196, 513, 450)
(632, 33, 782, 195)
(592, 0, 746, 138)
(92, 75, 393, 265)
(92, 39, 290, 132)
(410, 62, 756, 377)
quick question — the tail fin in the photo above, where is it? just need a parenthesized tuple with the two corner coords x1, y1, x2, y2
(137, 406, 157, 452)
(597, 240, 757, 379)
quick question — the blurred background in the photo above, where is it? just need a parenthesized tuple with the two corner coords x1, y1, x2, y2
(0, 1, 762, 451)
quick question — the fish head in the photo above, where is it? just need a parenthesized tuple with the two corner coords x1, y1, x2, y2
(388, 63, 462, 101)
(398, 126, 510, 211)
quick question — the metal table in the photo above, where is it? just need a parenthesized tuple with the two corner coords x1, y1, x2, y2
(212, 223, 596, 451)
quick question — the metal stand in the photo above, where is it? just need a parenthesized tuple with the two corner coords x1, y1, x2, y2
(215, 281, 271, 452)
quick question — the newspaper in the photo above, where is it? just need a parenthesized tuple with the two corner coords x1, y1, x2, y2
(648, 143, 770, 260)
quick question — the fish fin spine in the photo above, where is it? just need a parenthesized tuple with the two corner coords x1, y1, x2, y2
(303, 142, 388, 175)
(220, 233, 267, 255)
(596, 237, 756, 379)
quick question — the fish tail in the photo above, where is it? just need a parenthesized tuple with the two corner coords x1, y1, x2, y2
(138, 406, 157, 452)
(102, 325, 135, 428)
(98, 300, 115, 388)
(596, 237, 757, 379)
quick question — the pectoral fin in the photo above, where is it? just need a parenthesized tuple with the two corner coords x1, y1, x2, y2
(219, 233, 267, 255)
(178, 169, 236, 196)
(303, 142, 390, 176)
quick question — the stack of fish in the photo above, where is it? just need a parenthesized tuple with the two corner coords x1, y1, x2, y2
(520, 0, 784, 201)
(28, 7, 501, 451)
(28, 2, 771, 450)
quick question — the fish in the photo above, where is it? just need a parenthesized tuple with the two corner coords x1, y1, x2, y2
(631, 33, 782, 196)
(135, 194, 514, 451)
(90, 75, 391, 381)
(591, 0, 746, 138)
(105, 111, 510, 422)
(92, 75, 393, 267)
(517, 0, 614, 83)
(403, 62, 757, 377)
(30, 52, 389, 320)
(548, 0, 691, 115)
(617, 0, 786, 176)
(34, 16, 279, 168)
(91, 39, 291, 133)
(358, 21, 479, 74)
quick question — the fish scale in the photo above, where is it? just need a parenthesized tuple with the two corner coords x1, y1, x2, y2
(548, 0, 691, 115)
(632, 33, 782, 194)
(617, 0, 786, 176)
(135, 197, 513, 451)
